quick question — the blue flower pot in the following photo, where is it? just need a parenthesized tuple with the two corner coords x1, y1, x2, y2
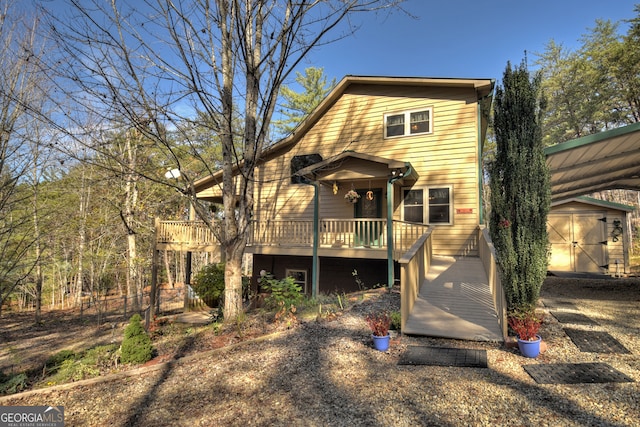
(372, 334, 390, 351)
(517, 335, 542, 358)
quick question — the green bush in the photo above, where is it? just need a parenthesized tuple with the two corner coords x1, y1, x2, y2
(120, 314, 153, 364)
(55, 359, 100, 382)
(193, 262, 251, 307)
(46, 349, 77, 369)
(193, 263, 226, 307)
(389, 311, 401, 331)
(0, 372, 29, 395)
(259, 274, 303, 321)
(0, 373, 27, 395)
(83, 344, 119, 369)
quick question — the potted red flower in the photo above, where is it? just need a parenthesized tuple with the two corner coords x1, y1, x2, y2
(365, 311, 391, 351)
(508, 309, 544, 358)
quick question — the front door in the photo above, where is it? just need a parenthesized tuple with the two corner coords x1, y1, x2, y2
(354, 189, 382, 247)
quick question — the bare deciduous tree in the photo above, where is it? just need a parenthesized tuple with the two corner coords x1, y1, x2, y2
(0, 1, 49, 317)
(40, 0, 405, 321)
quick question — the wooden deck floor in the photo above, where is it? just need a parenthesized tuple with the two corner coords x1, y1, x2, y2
(403, 256, 503, 342)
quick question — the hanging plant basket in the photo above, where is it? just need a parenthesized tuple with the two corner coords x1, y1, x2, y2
(344, 190, 360, 204)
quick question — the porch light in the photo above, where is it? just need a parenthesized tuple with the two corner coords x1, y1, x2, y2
(165, 168, 181, 179)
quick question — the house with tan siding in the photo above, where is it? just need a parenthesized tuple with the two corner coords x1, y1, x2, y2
(189, 75, 495, 296)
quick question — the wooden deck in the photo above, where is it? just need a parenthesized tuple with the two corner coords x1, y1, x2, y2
(404, 256, 503, 342)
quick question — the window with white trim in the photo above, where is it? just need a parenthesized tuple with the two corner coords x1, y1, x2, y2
(402, 186, 453, 225)
(285, 269, 308, 294)
(384, 108, 432, 138)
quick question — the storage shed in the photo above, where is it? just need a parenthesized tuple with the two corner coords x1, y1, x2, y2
(547, 196, 634, 276)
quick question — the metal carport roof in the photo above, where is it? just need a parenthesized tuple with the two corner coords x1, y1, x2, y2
(546, 122, 640, 202)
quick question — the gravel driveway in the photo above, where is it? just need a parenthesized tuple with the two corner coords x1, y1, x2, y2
(1, 277, 639, 426)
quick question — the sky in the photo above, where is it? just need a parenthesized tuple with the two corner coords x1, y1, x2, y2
(297, 0, 637, 84)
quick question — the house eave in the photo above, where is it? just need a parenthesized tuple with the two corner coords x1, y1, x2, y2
(192, 76, 493, 195)
(295, 151, 417, 183)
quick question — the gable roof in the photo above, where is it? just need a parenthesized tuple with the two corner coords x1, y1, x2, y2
(193, 75, 495, 193)
(551, 195, 635, 212)
(546, 122, 640, 202)
(294, 151, 418, 183)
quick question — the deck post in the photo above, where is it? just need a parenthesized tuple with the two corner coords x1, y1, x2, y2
(311, 182, 319, 298)
(185, 251, 192, 310)
(150, 218, 159, 315)
(387, 165, 411, 288)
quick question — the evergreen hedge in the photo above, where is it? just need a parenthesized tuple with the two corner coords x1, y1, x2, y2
(489, 61, 551, 312)
(120, 314, 153, 364)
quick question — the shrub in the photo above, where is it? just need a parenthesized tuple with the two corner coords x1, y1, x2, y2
(120, 314, 153, 364)
(46, 349, 77, 369)
(259, 273, 303, 322)
(0, 373, 28, 395)
(389, 311, 401, 331)
(55, 359, 100, 382)
(193, 262, 251, 308)
(192, 263, 226, 307)
(489, 61, 550, 312)
(83, 344, 119, 370)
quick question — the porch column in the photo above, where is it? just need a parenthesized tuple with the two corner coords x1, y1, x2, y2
(311, 182, 319, 298)
(386, 179, 394, 288)
(387, 163, 411, 288)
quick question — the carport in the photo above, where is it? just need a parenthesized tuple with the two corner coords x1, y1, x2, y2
(545, 122, 640, 275)
(546, 122, 640, 201)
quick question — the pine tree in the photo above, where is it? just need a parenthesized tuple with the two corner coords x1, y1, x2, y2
(120, 314, 153, 364)
(273, 67, 336, 137)
(489, 61, 551, 312)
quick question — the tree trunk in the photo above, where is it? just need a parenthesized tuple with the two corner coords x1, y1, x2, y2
(33, 167, 43, 324)
(223, 241, 246, 319)
(123, 130, 140, 311)
(76, 168, 89, 307)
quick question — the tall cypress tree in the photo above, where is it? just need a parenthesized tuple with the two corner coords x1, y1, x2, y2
(489, 61, 551, 312)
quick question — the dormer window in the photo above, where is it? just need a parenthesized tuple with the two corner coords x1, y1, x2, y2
(291, 153, 323, 184)
(384, 108, 432, 138)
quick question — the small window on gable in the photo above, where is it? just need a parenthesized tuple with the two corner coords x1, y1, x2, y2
(384, 108, 432, 138)
(291, 154, 323, 184)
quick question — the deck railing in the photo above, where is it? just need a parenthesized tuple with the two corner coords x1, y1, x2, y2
(478, 225, 508, 340)
(398, 228, 433, 333)
(392, 220, 431, 257)
(156, 219, 220, 247)
(251, 219, 314, 246)
(156, 218, 429, 259)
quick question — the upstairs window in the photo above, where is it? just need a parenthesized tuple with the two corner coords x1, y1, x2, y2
(384, 108, 432, 138)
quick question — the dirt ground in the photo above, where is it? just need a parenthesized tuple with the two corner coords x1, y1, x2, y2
(0, 277, 639, 426)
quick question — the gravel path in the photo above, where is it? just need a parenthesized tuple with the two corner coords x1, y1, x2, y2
(1, 278, 639, 426)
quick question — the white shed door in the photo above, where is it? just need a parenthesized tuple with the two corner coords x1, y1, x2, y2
(548, 213, 606, 273)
